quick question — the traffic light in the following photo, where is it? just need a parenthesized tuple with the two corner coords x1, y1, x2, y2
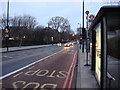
(82, 28, 86, 39)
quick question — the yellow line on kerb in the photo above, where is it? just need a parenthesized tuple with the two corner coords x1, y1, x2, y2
(13, 72, 23, 78)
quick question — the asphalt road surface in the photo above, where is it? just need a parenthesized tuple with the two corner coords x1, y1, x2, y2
(1, 45, 78, 89)
(2, 45, 63, 75)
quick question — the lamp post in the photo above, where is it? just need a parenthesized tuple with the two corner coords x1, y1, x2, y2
(72, 34, 75, 41)
(82, 0, 84, 28)
(78, 23, 82, 49)
(5, 0, 10, 51)
(51, 37, 53, 45)
(7, 0, 9, 27)
(78, 23, 82, 36)
(19, 36, 26, 47)
(82, 0, 85, 53)
(4, 27, 9, 51)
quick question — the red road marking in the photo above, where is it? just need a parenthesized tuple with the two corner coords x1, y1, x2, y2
(68, 55, 77, 89)
(62, 51, 77, 89)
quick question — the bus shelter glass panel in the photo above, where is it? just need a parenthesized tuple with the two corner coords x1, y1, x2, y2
(107, 29, 120, 88)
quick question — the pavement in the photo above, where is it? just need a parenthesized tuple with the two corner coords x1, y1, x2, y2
(1, 44, 99, 89)
(0, 44, 54, 53)
(76, 48, 99, 89)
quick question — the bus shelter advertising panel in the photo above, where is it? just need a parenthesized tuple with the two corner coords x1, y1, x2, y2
(95, 23, 101, 85)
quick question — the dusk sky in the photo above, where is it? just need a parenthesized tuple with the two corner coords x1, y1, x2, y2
(1, 0, 119, 33)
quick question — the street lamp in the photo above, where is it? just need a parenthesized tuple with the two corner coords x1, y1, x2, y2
(78, 23, 82, 36)
(82, 0, 85, 53)
(7, 0, 9, 27)
(19, 36, 26, 47)
(23, 36, 26, 39)
(4, 0, 10, 51)
(51, 37, 53, 45)
(4, 27, 10, 51)
(78, 23, 82, 49)
(72, 34, 75, 37)
(82, 0, 84, 28)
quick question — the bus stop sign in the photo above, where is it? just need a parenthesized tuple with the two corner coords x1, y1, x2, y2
(89, 15, 95, 21)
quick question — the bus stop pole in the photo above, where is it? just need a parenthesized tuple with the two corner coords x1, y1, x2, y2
(84, 11, 90, 66)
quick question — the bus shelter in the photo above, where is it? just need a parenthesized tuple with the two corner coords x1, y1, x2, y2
(89, 6, 120, 89)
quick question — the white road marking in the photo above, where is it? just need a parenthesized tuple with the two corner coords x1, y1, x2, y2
(28, 66, 35, 70)
(3, 56, 13, 58)
(0, 49, 64, 80)
(13, 72, 23, 78)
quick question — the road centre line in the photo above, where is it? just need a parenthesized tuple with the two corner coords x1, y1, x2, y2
(62, 51, 77, 89)
(0, 49, 64, 80)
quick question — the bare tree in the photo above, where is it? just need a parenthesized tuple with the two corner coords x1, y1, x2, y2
(48, 16, 71, 33)
(10, 16, 22, 26)
(118, 1, 120, 5)
(22, 15, 37, 30)
(0, 14, 7, 29)
(10, 15, 37, 30)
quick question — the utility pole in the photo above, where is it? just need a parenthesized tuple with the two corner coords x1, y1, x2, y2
(78, 23, 82, 49)
(83, 0, 84, 28)
(82, 0, 85, 53)
(5, 0, 10, 52)
(7, 0, 9, 27)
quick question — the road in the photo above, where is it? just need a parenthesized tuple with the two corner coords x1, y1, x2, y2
(1, 45, 78, 89)
(2, 45, 63, 75)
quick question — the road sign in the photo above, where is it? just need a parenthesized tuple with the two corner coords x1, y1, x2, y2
(85, 11, 89, 15)
(89, 15, 95, 21)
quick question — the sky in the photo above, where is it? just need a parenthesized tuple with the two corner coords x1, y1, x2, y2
(1, 0, 120, 33)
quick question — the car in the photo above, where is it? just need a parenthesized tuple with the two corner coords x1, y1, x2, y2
(64, 43, 70, 47)
(57, 43, 62, 46)
(69, 42, 74, 46)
